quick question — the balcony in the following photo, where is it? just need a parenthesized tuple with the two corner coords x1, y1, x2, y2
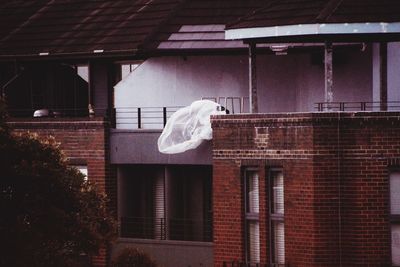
(120, 216, 212, 242)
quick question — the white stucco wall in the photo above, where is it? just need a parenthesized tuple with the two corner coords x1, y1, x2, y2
(115, 56, 248, 108)
(373, 42, 400, 110)
(115, 48, 373, 129)
(388, 42, 400, 103)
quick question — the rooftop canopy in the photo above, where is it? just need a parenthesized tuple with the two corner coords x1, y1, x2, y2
(225, 0, 400, 43)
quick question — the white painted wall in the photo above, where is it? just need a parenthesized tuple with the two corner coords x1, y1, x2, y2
(115, 48, 373, 129)
(373, 42, 400, 110)
(388, 42, 400, 103)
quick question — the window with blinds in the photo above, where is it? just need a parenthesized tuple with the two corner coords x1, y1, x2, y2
(244, 169, 260, 264)
(391, 172, 400, 266)
(270, 168, 285, 266)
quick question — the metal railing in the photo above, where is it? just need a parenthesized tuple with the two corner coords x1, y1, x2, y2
(202, 96, 249, 114)
(115, 106, 182, 129)
(7, 108, 91, 118)
(120, 216, 212, 242)
(120, 217, 166, 240)
(315, 101, 400, 112)
(222, 261, 268, 267)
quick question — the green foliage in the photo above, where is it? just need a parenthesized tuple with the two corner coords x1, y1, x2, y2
(0, 99, 116, 267)
(111, 248, 158, 267)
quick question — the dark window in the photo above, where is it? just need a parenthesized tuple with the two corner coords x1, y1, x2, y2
(119, 165, 212, 242)
(5, 63, 89, 117)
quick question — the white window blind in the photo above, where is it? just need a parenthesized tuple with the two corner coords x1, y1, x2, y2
(273, 172, 284, 214)
(391, 172, 400, 266)
(392, 224, 400, 265)
(248, 221, 260, 263)
(247, 172, 259, 213)
(153, 175, 165, 239)
(245, 170, 260, 264)
(270, 169, 285, 266)
(391, 172, 400, 214)
(273, 221, 285, 265)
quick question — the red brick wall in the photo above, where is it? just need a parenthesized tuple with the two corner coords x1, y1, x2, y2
(212, 112, 400, 267)
(8, 117, 116, 267)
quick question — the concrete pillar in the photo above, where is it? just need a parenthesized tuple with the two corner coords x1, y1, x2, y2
(249, 43, 258, 113)
(380, 42, 388, 111)
(324, 42, 333, 110)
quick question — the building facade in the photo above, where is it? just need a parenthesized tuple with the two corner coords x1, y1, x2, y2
(1, 1, 400, 266)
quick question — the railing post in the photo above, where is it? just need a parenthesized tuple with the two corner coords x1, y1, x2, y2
(137, 107, 141, 129)
(163, 107, 167, 127)
(361, 102, 366, 111)
(339, 102, 345, 111)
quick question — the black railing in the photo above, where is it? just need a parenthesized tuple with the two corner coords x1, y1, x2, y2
(222, 261, 268, 267)
(7, 108, 91, 118)
(120, 217, 166, 240)
(120, 216, 212, 242)
(115, 106, 183, 129)
(315, 101, 400, 112)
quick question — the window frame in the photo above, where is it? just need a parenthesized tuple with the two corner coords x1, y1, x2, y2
(390, 170, 400, 267)
(268, 167, 285, 267)
(243, 167, 260, 264)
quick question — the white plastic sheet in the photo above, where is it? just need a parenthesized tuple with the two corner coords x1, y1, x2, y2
(158, 100, 226, 154)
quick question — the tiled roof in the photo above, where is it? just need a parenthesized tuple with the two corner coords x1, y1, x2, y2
(228, 0, 400, 30)
(154, 0, 264, 50)
(0, 0, 264, 58)
(0, 0, 181, 58)
(0, 1, 48, 40)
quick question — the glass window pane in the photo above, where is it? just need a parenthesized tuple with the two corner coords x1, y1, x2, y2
(77, 65, 89, 82)
(392, 224, 400, 265)
(391, 172, 400, 215)
(273, 221, 285, 265)
(75, 165, 88, 181)
(272, 170, 284, 214)
(246, 171, 259, 213)
(121, 64, 131, 79)
(248, 221, 260, 263)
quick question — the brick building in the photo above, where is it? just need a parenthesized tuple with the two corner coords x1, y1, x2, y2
(1, 0, 400, 266)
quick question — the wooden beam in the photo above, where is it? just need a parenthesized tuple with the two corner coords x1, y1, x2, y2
(249, 43, 258, 113)
(324, 42, 333, 110)
(380, 42, 388, 111)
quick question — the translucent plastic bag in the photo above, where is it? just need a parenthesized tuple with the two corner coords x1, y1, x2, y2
(158, 100, 226, 154)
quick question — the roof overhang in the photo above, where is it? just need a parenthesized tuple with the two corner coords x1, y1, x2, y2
(226, 22, 400, 43)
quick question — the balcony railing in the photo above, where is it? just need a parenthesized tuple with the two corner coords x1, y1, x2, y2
(114, 106, 182, 129)
(222, 261, 268, 267)
(120, 216, 212, 242)
(7, 108, 91, 118)
(315, 101, 400, 112)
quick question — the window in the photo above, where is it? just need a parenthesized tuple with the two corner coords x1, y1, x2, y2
(75, 165, 88, 181)
(391, 172, 400, 266)
(244, 169, 260, 264)
(5, 63, 89, 117)
(120, 62, 141, 80)
(269, 168, 285, 266)
(119, 165, 212, 242)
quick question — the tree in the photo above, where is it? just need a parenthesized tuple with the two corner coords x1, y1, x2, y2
(0, 100, 116, 267)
